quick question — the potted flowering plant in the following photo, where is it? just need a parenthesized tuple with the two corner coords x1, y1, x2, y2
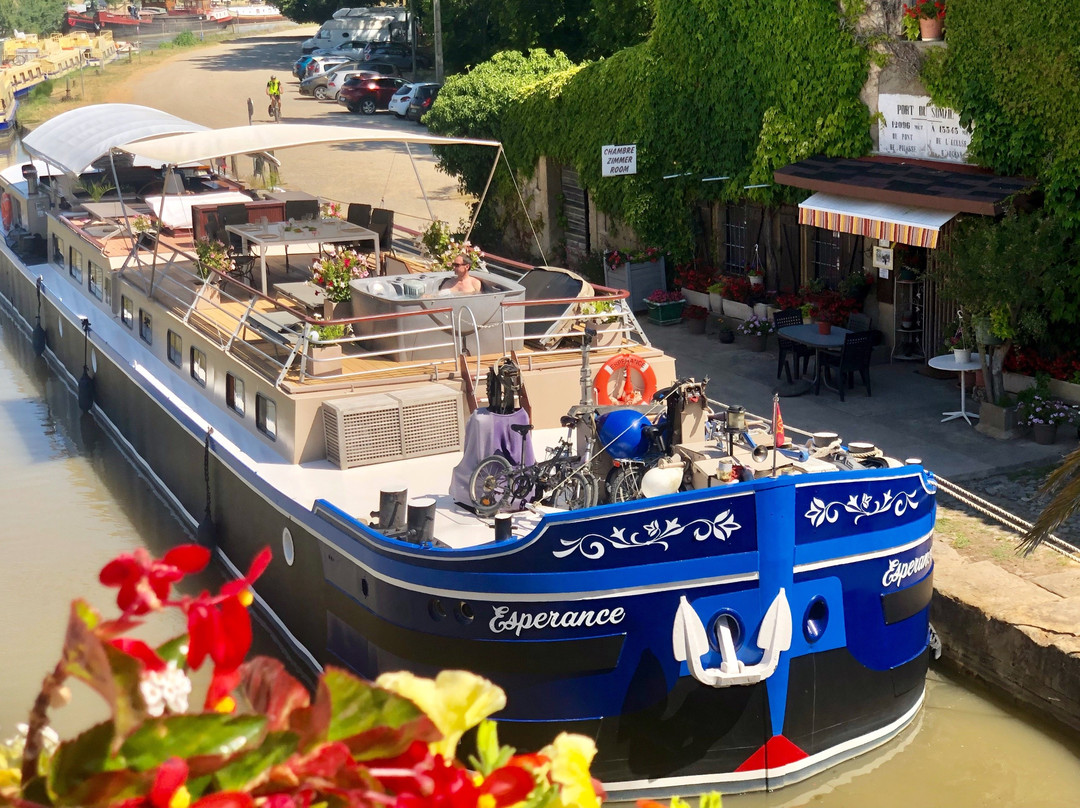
(194, 238, 233, 281)
(736, 314, 775, 351)
(310, 248, 370, 316)
(942, 316, 974, 363)
(673, 259, 715, 308)
(710, 275, 753, 321)
(644, 288, 684, 325)
(605, 246, 667, 313)
(902, 0, 945, 41)
(683, 303, 709, 334)
(131, 214, 155, 235)
(1018, 392, 1073, 444)
(578, 298, 622, 346)
(0, 545, 605, 808)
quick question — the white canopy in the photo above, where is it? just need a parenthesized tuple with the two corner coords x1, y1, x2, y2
(118, 123, 502, 165)
(22, 104, 209, 176)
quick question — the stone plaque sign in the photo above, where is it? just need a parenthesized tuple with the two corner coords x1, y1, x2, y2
(878, 93, 972, 163)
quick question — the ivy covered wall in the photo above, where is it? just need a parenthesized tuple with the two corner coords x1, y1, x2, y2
(923, 0, 1080, 228)
(498, 0, 873, 257)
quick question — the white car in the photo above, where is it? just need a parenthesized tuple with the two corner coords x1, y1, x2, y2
(326, 69, 379, 102)
(388, 83, 414, 118)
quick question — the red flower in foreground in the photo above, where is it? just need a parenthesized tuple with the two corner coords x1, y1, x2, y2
(100, 545, 211, 615)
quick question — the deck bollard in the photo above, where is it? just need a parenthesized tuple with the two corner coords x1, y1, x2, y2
(494, 513, 513, 542)
(407, 497, 436, 544)
(377, 487, 407, 534)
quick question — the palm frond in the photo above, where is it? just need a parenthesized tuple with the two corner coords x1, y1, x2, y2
(1018, 444, 1080, 555)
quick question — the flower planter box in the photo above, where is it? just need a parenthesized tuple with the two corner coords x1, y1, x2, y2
(709, 292, 724, 314)
(304, 344, 343, 377)
(753, 303, 779, 322)
(644, 299, 684, 325)
(587, 319, 623, 348)
(1004, 371, 1080, 406)
(723, 300, 753, 321)
(605, 257, 666, 313)
(680, 288, 710, 309)
(976, 399, 1019, 440)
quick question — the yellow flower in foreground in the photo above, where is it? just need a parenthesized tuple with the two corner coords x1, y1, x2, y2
(376, 670, 507, 759)
(541, 733, 600, 808)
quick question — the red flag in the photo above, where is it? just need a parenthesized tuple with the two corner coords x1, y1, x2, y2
(773, 394, 785, 448)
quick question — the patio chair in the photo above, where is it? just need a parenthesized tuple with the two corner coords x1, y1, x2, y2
(817, 330, 874, 401)
(846, 312, 871, 332)
(215, 204, 256, 283)
(347, 203, 372, 228)
(369, 207, 395, 251)
(775, 308, 813, 383)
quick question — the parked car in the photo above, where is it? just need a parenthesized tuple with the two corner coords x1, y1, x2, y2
(298, 61, 361, 99)
(312, 39, 369, 58)
(356, 60, 401, 77)
(405, 82, 441, 122)
(387, 83, 414, 118)
(325, 69, 380, 102)
(361, 42, 431, 71)
(304, 55, 354, 79)
(337, 75, 407, 114)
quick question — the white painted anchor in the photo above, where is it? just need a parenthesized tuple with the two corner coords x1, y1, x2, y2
(672, 589, 792, 687)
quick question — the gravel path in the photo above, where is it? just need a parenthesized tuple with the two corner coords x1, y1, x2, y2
(108, 26, 474, 233)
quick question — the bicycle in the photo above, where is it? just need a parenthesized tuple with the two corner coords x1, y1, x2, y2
(268, 95, 282, 122)
(469, 418, 599, 517)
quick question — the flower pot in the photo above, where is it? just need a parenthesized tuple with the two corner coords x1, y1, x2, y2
(686, 317, 706, 335)
(749, 275, 764, 289)
(681, 288, 710, 309)
(953, 348, 972, 364)
(305, 343, 343, 377)
(817, 321, 832, 335)
(973, 317, 1003, 346)
(919, 16, 944, 41)
(645, 299, 684, 325)
(746, 333, 768, 352)
(718, 329, 735, 344)
(708, 292, 724, 314)
(1032, 423, 1058, 445)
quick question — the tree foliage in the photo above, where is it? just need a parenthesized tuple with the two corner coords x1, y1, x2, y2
(426, 0, 870, 258)
(923, 0, 1080, 228)
(0, 0, 67, 35)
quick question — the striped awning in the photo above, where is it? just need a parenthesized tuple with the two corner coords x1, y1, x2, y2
(797, 192, 958, 248)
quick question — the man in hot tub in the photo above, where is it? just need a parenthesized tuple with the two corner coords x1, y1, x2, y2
(439, 250, 483, 295)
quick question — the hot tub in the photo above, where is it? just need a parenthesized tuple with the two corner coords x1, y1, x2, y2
(349, 271, 525, 361)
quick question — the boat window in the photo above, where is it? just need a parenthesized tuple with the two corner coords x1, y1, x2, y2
(256, 394, 277, 440)
(51, 235, 64, 267)
(190, 347, 207, 386)
(167, 330, 182, 367)
(68, 247, 83, 283)
(88, 262, 104, 300)
(139, 309, 152, 345)
(226, 373, 245, 416)
(121, 295, 133, 328)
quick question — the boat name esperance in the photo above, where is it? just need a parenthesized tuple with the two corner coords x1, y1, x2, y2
(881, 550, 933, 588)
(489, 605, 626, 635)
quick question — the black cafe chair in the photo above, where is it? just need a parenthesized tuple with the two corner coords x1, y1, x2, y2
(347, 203, 372, 229)
(775, 308, 813, 384)
(817, 330, 874, 401)
(369, 207, 395, 251)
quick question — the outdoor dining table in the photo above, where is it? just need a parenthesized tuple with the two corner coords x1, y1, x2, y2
(226, 219, 380, 294)
(776, 323, 851, 396)
(927, 353, 983, 425)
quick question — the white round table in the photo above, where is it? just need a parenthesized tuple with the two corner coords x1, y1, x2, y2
(928, 354, 983, 425)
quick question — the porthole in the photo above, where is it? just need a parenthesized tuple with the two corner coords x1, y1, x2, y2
(58, 317, 63, 338)
(361, 578, 369, 597)
(281, 527, 295, 566)
(711, 610, 744, 652)
(804, 596, 829, 643)
(91, 349, 97, 373)
(429, 599, 447, 621)
(454, 601, 475, 624)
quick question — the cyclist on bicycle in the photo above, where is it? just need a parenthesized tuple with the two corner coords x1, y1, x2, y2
(266, 74, 282, 118)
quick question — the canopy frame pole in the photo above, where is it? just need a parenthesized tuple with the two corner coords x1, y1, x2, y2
(404, 142, 436, 224)
(107, 150, 135, 248)
(482, 146, 546, 267)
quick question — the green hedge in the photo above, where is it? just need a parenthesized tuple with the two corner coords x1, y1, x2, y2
(923, 0, 1080, 227)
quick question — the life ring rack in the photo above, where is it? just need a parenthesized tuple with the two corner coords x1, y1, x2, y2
(593, 352, 657, 406)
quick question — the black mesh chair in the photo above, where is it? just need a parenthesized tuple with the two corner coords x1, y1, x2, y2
(369, 207, 395, 251)
(215, 203, 255, 284)
(817, 331, 874, 400)
(285, 198, 320, 222)
(347, 203, 372, 229)
(846, 312, 871, 332)
(775, 308, 813, 383)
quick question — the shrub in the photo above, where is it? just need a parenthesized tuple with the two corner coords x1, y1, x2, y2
(683, 304, 708, 320)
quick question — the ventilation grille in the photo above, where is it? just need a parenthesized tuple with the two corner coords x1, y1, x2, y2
(322, 385, 463, 469)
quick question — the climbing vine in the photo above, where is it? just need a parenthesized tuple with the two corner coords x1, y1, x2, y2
(922, 0, 1080, 228)
(428, 0, 872, 259)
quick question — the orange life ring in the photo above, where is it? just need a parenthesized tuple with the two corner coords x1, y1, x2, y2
(1, 193, 11, 230)
(594, 353, 657, 406)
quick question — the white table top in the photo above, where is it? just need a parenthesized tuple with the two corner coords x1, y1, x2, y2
(928, 354, 982, 373)
(227, 219, 376, 245)
(777, 323, 851, 349)
(144, 191, 252, 230)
